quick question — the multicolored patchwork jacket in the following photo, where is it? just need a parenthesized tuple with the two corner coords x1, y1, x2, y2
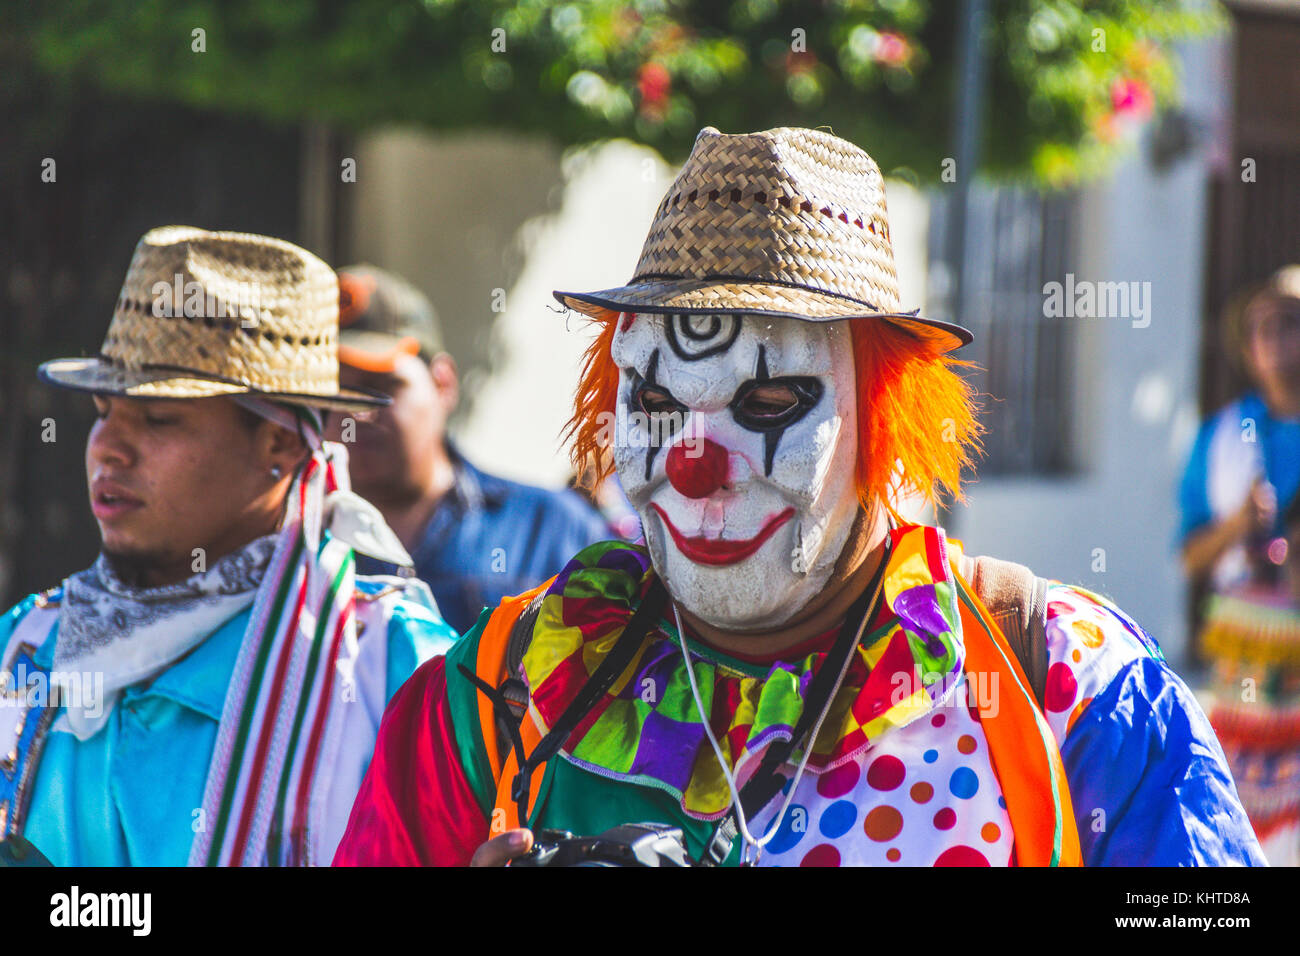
(334, 525, 1266, 866)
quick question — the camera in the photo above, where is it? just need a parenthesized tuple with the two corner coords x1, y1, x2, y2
(511, 823, 695, 867)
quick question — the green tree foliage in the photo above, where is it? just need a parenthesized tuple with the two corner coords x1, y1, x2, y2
(11, 0, 1223, 185)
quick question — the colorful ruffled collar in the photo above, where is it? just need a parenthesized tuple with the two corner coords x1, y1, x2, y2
(521, 525, 968, 819)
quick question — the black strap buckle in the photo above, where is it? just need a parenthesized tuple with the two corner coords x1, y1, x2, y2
(456, 664, 533, 825)
(459, 579, 670, 828)
(700, 817, 737, 867)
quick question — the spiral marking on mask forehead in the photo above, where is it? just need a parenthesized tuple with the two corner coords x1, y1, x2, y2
(664, 312, 742, 362)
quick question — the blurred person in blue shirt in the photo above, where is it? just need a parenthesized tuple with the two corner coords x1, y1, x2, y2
(1179, 266, 1300, 865)
(326, 265, 614, 635)
(1180, 267, 1300, 591)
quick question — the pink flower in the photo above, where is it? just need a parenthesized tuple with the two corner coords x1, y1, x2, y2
(874, 32, 910, 67)
(638, 62, 671, 107)
(1110, 77, 1154, 118)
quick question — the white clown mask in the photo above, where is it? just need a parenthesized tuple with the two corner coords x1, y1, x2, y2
(609, 311, 861, 630)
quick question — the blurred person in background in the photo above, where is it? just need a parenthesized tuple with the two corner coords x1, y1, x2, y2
(0, 228, 455, 866)
(325, 265, 614, 635)
(1181, 267, 1300, 590)
(1181, 266, 1300, 865)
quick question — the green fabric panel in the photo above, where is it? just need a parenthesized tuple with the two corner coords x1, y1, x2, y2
(654, 662, 714, 723)
(442, 607, 497, 819)
(569, 698, 646, 773)
(561, 541, 646, 601)
(749, 667, 805, 730)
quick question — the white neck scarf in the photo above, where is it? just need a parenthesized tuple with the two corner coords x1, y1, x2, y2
(56, 534, 278, 740)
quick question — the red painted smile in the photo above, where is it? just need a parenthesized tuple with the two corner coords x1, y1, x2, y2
(650, 504, 795, 567)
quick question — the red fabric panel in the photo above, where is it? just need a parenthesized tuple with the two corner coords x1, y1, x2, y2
(333, 657, 488, 866)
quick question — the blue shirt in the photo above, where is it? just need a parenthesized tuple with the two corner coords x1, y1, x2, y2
(357, 447, 614, 635)
(1178, 391, 1300, 542)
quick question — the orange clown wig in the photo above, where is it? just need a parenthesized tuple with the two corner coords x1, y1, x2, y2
(566, 310, 983, 518)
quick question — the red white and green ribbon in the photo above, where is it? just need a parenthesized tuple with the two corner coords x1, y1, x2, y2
(189, 404, 359, 867)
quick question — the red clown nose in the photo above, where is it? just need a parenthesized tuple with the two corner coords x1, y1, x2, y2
(666, 438, 729, 499)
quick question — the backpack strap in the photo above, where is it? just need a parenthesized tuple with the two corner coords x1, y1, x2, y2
(951, 564, 1080, 866)
(958, 553, 1050, 711)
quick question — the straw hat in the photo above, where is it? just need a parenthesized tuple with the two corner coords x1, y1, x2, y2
(39, 226, 387, 412)
(554, 126, 972, 353)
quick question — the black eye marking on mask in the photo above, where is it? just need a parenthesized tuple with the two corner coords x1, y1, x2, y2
(629, 349, 685, 481)
(665, 312, 742, 362)
(729, 345, 824, 476)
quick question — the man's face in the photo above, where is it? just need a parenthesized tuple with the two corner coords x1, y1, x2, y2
(86, 395, 280, 579)
(610, 312, 860, 629)
(1245, 297, 1300, 396)
(327, 353, 449, 498)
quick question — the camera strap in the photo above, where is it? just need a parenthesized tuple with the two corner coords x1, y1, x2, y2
(697, 536, 890, 866)
(462, 578, 671, 827)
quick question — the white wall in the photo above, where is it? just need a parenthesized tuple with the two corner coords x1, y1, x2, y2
(948, 35, 1230, 671)
(455, 140, 675, 486)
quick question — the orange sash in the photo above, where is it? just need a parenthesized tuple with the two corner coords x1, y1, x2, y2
(468, 580, 550, 831)
(951, 556, 1082, 866)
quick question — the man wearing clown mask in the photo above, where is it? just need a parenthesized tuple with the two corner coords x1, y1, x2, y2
(335, 127, 1264, 867)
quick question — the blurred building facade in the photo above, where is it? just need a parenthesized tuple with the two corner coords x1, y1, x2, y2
(4, 3, 1297, 680)
(0, 104, 307, 606)
(951, 2, 1299, 671)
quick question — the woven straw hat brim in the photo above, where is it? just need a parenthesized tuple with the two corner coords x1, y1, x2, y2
(554, 279, 972, 353)
(553, 126, 975, 354)
(38, 357, 389, 414)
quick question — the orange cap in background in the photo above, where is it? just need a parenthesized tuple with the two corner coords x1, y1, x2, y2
(336, 265, 443, 372)
(338, 334, 422, 373)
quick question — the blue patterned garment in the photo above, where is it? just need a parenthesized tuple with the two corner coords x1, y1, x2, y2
(1041, 582, 1265, 865)
(0, 577, 457, 866)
